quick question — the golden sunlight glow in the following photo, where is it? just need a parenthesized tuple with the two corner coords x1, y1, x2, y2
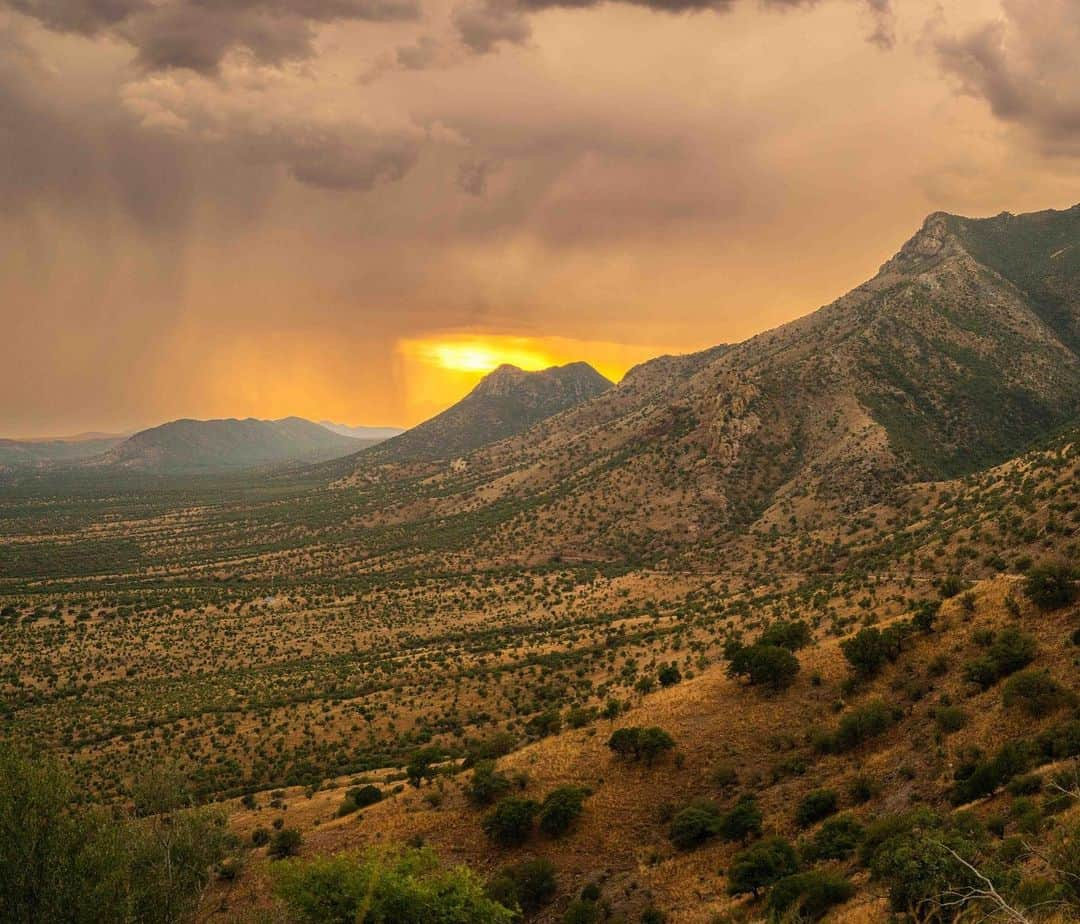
(395, 332, 675, 424)
(417, 339, 557, 374)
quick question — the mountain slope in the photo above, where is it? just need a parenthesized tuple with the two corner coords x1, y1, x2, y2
(95, 417, 374, 473)
(326, 203, 1080, 565)
(319, 422, 406, 441)
(358, 361, 614, 464)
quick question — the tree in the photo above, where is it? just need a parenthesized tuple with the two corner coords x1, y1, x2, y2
(726, 837, 799, 897)
(406, 747, 442, 788)
(538, 787, 587, 837)
(1024, 562, 1077, 611)
(806, 814, 864, 861)
(718, 795, 762, 844)
(0, 746, 229, 924)
(273, 847, 517, 924)
(607, 727, 640, 760)
(483, 798, 539, 847)
(727, 644, 800, 691)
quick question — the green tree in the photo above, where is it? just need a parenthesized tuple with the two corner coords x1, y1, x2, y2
(1024, 562, 1077, 611)
(727, 644, 800, 692)
(406, 747, 443, 788)
(273, 847, 517, 924)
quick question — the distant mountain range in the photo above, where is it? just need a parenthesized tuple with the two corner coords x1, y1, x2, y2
(92, 417, 378, 473)
(0, 418, 390, 475)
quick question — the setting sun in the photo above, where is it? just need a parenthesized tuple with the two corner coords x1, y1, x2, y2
(408, 338, 558, 374)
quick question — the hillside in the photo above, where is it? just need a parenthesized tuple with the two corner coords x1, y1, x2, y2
(93, 417, 374, 473)
(327, 205, 1080, 566)
(353, 362, 614, 465)
(208, 573, 1079, 924)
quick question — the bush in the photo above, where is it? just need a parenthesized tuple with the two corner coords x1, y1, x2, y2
(795, 789, 838, 828)
(483, 798, 539, 847)
(727, 644, 800, 691)
(840, 625, 909, 678)
(268, 828, 303, 859)
(719, 795, 763, 844)
(606, 727, 676, 765)
(727, 837, 799, 897)
(964, 628, 1037, 689)
(1002, 670, 1073, 717)
(934, 705, 967, 734)
(347, 785, 382, 808)
(951, 741, 1033, 804)
(467, 762, 513, 807)
(1024, 563, 1077, 611)
(868, 828, 984, 917)
(273, 846, 517, 924)
(538, 787, 587, 837)
(252, 826, 271, 847)
(758, 619, 812, 652)
(487, 857, 557, 915)
(657, 664, 681, 687)
(669, 799, 723, 850)
(563, 899, 600, 924)
(805, 814, 864, 861)
(766, 871, 854, 921)
(818, 700, 898, 754)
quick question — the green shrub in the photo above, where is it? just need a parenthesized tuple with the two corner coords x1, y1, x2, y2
(1024, 563, 1077, 611)
(606, 727, 675, 765)
(1002, 670, 1073, 717)
(0, 747, 229, 924)
(483, 798, 539, 847)
(669, 799, 723, 850)
(964, 629, 1037, 689)
(657, 664, 681, 687)
(269, 828, 303, 859)
(818, 700, 898, 753)
(806, 814, 864, 861)
(538, 787, 587, 837)
(486, 857, 557, 915)
(951, 741, 1032, 805)
(273, 846, 516, 924)
(727, 837, 799, 897)
(719, 795, 763, 844)
(795, 789, 838, 828)
(934, 705, 967, 734)
(758, 619, 812, 652)
(766, 870, 854, 921)
(467, 762, 513, 807)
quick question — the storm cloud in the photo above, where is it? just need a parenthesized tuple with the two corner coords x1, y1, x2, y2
(935, 0, 1080, 153)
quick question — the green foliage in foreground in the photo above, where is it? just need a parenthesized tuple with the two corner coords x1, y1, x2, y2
(0, 746, 229, 924)
(272, 847, 518, 924)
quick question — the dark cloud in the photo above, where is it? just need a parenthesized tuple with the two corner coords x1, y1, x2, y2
(5, 0, 420, 73)
(935, 0, 1080, 153)
(452, 0, 892, 54)
(452, 0, 530, 54)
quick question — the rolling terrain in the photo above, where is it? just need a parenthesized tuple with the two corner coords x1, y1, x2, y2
(0, 204, 1077, 924)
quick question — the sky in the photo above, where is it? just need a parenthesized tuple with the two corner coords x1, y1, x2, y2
(2, 0, 1079, 437)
